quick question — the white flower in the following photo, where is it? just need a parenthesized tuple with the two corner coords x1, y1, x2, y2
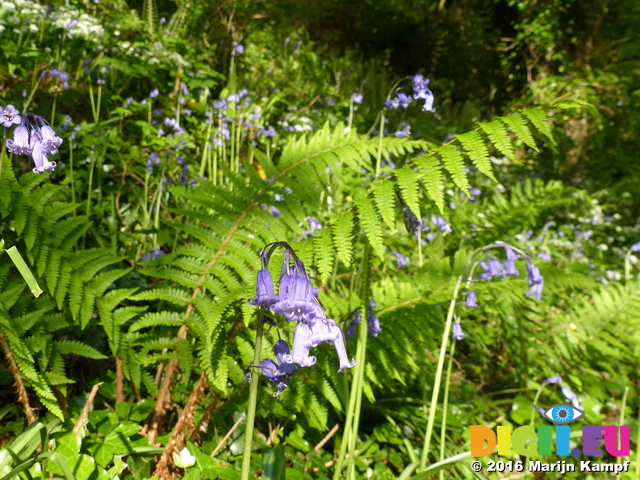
(596, 244, 608, 252)
(172, 447, 196, 468)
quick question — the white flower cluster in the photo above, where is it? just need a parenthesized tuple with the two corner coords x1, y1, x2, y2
(0, 1, 104, 40)
(116, 41, 190, 69)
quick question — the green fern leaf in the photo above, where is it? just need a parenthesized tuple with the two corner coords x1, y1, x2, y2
(522, 106, 556, 145)
(479, 119, 515, 160)
(414, 156, 445, 213)
(501, 112, 537, 151)
(355, 195, 384, 258)
(438, 144, 469, 195)
(331, 211, 354, 267)
(313, 227, 334, 284)
(394, 165, 421, 218)
(371, 178, 396, 228)
(456, 131, 495, 181)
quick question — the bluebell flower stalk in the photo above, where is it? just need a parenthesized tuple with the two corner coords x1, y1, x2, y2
(419, 241, 545, 472)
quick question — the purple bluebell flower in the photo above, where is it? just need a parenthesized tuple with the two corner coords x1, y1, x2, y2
(367, 299, 382, 337)
(394, 124, 411, 138)
(213, 137, 224, 147)
(397, 92, 412, 108)
(452, 323, 466, 341)
(413, 74, 435, 112)
(248, 340, 298, 397)
(541, 375, 582, 410)
(577, 229, 593, 240)
(503, 246, 519, 276)
(403, 205, 422, 235)
(67, 19, 79, 30)
(6, 112, 62, 174)
(83, 58, 91, 75)
(303, 217, 322, 237)
(464, 291, 478, 308)
(6, 125, 31, 155)
(0, 105, 22, 128)
(150, 88, 159, 98)
(346, 310, 360, 337)
(213, 99, 227, 110)
(260, 126, 276, 137)
(159, 117, 184, 138)
(390, 252, 411, 269)
(630, 242, 640, 253)
(97, 78, 106, 85)
(525, 262, 544, 301)
(537, 252, 551, 261)
(270, 206, 281, 217)
(384, 97, 400, 110)
(227, 94, 239, 103)
(231, 41, 244, 56)
(248, 269, 278, 307)
(160, 17, 166, 25)
(352, 93, 364, 104)
(469, 187, 481, 201)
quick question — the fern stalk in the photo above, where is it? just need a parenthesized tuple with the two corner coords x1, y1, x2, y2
(241, 308, 266, 480)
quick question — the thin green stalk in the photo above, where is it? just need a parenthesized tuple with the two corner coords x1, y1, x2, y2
(241, 309, 265, 480)
(438, 340, 456, 480)
(347, 100, 355, 131)
(69, 137, 75, 211)
(96, 84, 102, 121)
(82, 155, 96, 249)
(517, 308, 529, 396)
(334, 242, 372, 480)
(374, 113, 385, 178)
(88, 79, 98, 122)
(199, 119, 212, 177)
(0, 142, 6, 182)
(617, 386, 629, 465)
(419, 272, 464, 471)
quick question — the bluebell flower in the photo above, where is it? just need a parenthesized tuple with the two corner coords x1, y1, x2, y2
(150, 88, 159, 98)
(537, 252, 551, 261)
(303, 217, 322, 237)
(0, 105, 22, 128)
(227, 94, 239, 103)
(390, 252, 411, 269)
(270, 206, 281, 217)
(525, 262, 544, 301)
(231, 41, 244, 56)
(260, 126, 276, 137)
(630, 242, 640, 253)
(83, 58, 91, 75)
(352, 93, 364, 104)
(464, 291, 478, 308)
(159, 117, 184, 138)
(247, 340, 298, 397)
(346, 310, 360, 337)
(367, 299, 382, 337)
(541, 375, 582, 410)
(397, 92, 412, 108)
(384, 97, 400, 110)
(403, 205, 422, 235)
(394, 124, 411, 137)
(6, 111, 62, 174)
(452, 322, 466, 341)
(413, 74, 435, 112)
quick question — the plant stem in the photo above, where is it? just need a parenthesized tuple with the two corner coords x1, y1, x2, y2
(0, 142, 6, 183)
(241, 309, 265, 480)
(374, 113, 385, 178)
(334, 241, 372, 480)
(438, 340, 456, 480)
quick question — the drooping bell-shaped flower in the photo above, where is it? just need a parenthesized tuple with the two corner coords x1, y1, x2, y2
(464, 290, 478, 308)
(6, 125, 31, 155)
(286, 322, 317, 367)
(452, 322, 466, 341)
(525, 262, 544, 300)
(367, 299, 382, 337)
(248, 269, 278, 307)
(503, 247, 519, 276)
(271, 261, 317, 322)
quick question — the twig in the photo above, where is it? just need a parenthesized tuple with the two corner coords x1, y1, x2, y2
(115, 355, 124, 403)
(211, 416, 245, 458)
(0, 333, 36, 424)
(314, 423, 340, 453)
(73, 383, 103, 435)
(153, 371, 208, 480)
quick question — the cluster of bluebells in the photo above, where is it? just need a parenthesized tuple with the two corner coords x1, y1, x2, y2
(384, 74, 435, 113)
(208, 90, 277, 148)
(536, 374, 582, 415)
(247, 242, 356, 397)
(2, 105, 62, 174)
(345, 299, 382, 338)
(454, 242, 544, 341)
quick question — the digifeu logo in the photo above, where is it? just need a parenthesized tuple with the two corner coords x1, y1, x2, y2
(470, 403, 630, 458)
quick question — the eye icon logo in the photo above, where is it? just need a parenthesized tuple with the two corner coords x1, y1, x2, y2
(543, 404, 584, 424)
